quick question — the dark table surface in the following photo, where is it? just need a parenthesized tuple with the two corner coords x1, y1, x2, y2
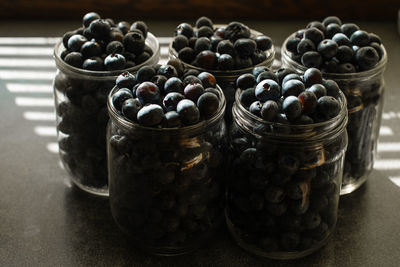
(0, 20, 399, 267)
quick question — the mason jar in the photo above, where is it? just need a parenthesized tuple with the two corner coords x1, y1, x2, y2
(226, 89, 348, 259)
(53, 33, 160, 196)
(168, 25, 275, 123)
(107, 85, 227, 255)
(281, 35, 387, 194)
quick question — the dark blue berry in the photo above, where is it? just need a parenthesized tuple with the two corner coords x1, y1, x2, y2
(304, 27, 324, 45)
(234, 55, 252, 69)
(123, 31, 145, 55)
(340, 23, 360, 37)
(88, 19, 111, 38)
(81, 40, 102, 57)
(194, 37, 211, 54)
(150, 75, 168, 93)
(370, 42, 384, 59)
(178, 47, 195, 63)
(317, 95, 340, 119)
(196, 26, 214, 38)
(332, 33, 351, 47)
(255, 79, 280, 102)
(307, 84, 327, 99)
(255, 35, 272, 51)
(260, 100, 278, 121)
(210, 36, 223, 51)
(62, 31, 74, 49)
(116, 72, 137, 89)
(275, 68, 296, 85)
(369, 33, 382, 44)
(175, 23, 194, 38)
(249, 101, 263, 116)
(197, 92, 220, 118)
(298, 90, 317, 114)
(307, 21, 325, 32)
(164, 77, 184, 94)
(112, 88, 133, 111)
(301, 51, 322, 68)
(130, 21, 148, 38)
(64, 52, 83, 68)
(106, 40, 124, 54)
(82, 57, 103, 71)
(321, 58, 339, 73)
(303, 68, 323, 87)
(239, 88, 257, 108)
(322, 79, 340, 98)
(122, 98, 142, 121)
(183, 75, 202, 86)
(136, 81, 160, 104)
(184, 83, 204, 102)
(325, 23, 341, 39)
(83, 12, 100, 28)
(163, 92, 185, 111)
(317, 39, 338, 58)
(136, 65, 155, 82)
(218, 54, 234, 70)
(355, 46, 379, 70)
(137, 104, 164, 126)
(286, 37, 301, 53)
(162, 111, 181, 128)
(257, 71, 279, 84)
(195, 16, 213, 29)
(282, 73, 302, 86)
(338, 63, 356, 73)
(67, 34, 87, 52)
(117, 21, 130, 35)
(104, 53, 126, 70)
(297, 39, 315, 54)
(252, 66, 270, 77)
(282, 79, 305, 97)
(336, 45, 353, 62)
(224, 22, 251, 42)
(194, 50, 217, 69)
(234, 38, 257, 57)
(198, 72, 216, 88)
(294, 114, 314, 124)
(282, 96, 302, 121)
(322, 16, 342, 26)
(252, 49, 267, 65)
(176, 99, 200, 125)
(236, 73, 256, 89)
(350, 30, 370, 46)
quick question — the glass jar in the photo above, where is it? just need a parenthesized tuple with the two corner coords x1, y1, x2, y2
(281, 35, 387, 194)
(226, 89, 348, 259)
(53, 33, 160, 197)
(168, 25, 275, 123)
(107, 85, 227, 255)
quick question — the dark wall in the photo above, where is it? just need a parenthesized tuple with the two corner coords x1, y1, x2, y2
(1, 0, 399, 20)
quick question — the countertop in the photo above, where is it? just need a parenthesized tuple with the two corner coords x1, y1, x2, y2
(0, 20, 399, 267)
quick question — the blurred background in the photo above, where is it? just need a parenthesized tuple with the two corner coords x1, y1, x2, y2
(0, 0, 399, 21)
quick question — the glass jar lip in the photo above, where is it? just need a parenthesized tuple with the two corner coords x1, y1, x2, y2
(53, 32, 160, 79)
(281, 33, 387, 79)
(234, 87, 347, 130)
(107, 84, 227, 135)
(168, 24, 276, 77)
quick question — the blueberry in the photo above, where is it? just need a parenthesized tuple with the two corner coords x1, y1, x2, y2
(62, 31, 74, 49)
(218, 54, 234, 70)
(80, 40, 102, 57)
(255, 35, 273, 51)
(275, 68, 296, 85)
(356, 46, 379, 70)
(175, 23, 194, 38)
(281, 73, 302, 86)
(178, 47, 195, 63)
(195, 16, 213, 29)
(162, 111, 181, 128)
(197, 92, 220, 118)
(224, 22, 251, 42)
(252, 66, 270, 77)
(116, 72, 137, 89)
(109, 29, 124, 42)
(176, 99, 200, 125)
(104, 53, 126, 70)
(256, 71, 279, 84)
(307, 84, 327, 99)
(336, 45, 353, 63)
(122, 98, 142, 121)
(317, 39, 338, 58)
(194, 37, 211, 54)
(112, 88, 133, 111)
(239, 88, 257, 108)
(163, 92, 185, 111)
(117, 21, 130, 35)
(260, 100, 278, 121)
(294, 114, 314, 124)
(158, 65, 178, 79)
(370, 42, 384, 59)
(135, 50, 152, 65)
(252, 49, 267, 65)
(236, 73, 256, 89)
(210, 36, 223, 51)
(106, 40, 124, 54)
(164, 77, 184, 94)
(130, 21, 148, 38)
(332, 33, 351, 47)
(317, 96, 340, 119)
(198, 72, 216, 88)
(249, 101, 263, 116)
(234, 55, 252, 69)
(88, 19, 111, 38)
(301, 51, 322, 68)
(196, 26, 214, 38)
(369, 33, 382, 44)
(304, 27, 324, 45)
(64, 52, 83, 68)
(184, 83, 204, 102)
(83, 12, 101, 28)
(82, 57, 103, 71)
(286, 37, 301, 54)
(338, 63, 356, 73)
(303, 211, 321, 229)
(137, 104, 164, 126)
(340, 23, 360, 38)
(282, 79, 305, 97)
(278, 153, 300, 175)
(304, 68, 323, 87)
(234, 38, 257, 57)
(194, 50, 217, 69)
(150, 75, 168, 93)
(350, 30, 370, 46)
(321, 58, 339, 73)
(123, 31, 145, 55)
(255, 79, 280, 102)
(321, 79, 340, 98)
(298, 90, 317, 114)
(136, 81, 160, 105)
(306, 21, 326, 32)
(166, 58, 185, 76)
(136, 65, 156, 82)
(67, 34, 87, 52)
(183, 75, 202, 87)
(217, 40, 235, 56)
(297, 39, 316, 54)
(325, 23, 341, 39)
(323, 16, 342, 26)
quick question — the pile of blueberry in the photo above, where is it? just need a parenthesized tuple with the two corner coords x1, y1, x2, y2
(284, 16, 384, 72)
(61, 12, 153, 71)
(172, 16, 273, 70)
(237, 67, 342, 125)
(111, 62, 223, 127)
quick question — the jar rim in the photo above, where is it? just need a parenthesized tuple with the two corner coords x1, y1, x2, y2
(53, 32, 160, 79)
(281, 33, 387, 79)
(107, 84, 227, 136)
(169, 24, 276, 78)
